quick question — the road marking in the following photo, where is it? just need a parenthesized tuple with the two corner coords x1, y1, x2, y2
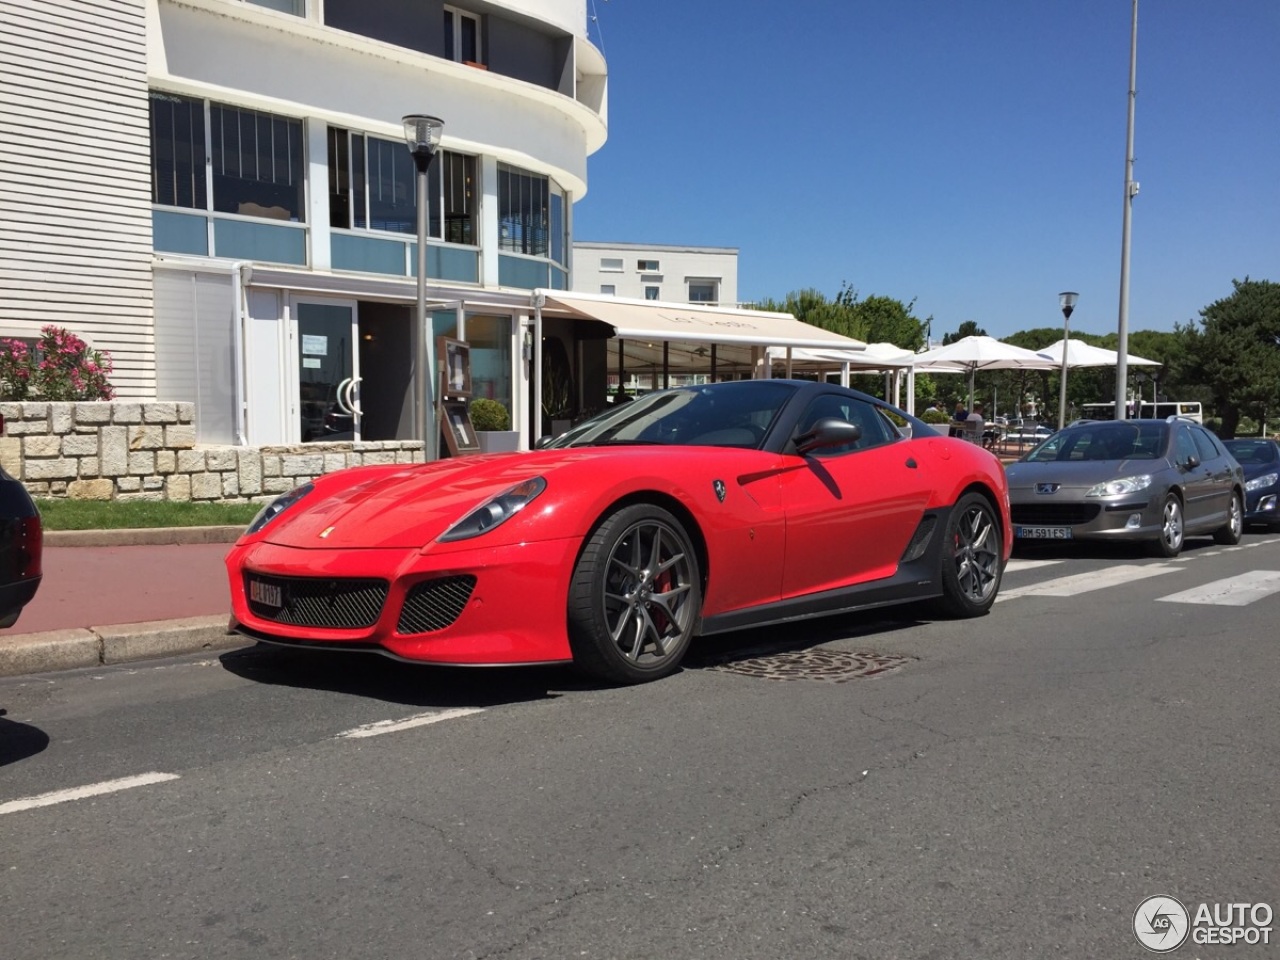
(335, 707, 484, 739)
(0, 772, 180, 817)
(1004, 559, 1065, 573)
(1156, 570, 1280, 607)
(997, 563, 1183, 602)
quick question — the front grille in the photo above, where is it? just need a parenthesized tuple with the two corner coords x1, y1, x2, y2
(246, 573, 388, 628)
(1011, 503, 1102, 526)
(397, 576, 476, 634)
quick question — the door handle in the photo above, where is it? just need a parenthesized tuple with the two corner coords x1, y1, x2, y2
(334, 377, 353, 415)
(347, 376, 363, 418)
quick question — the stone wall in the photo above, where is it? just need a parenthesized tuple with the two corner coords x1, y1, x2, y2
(0, 401, 424, 502)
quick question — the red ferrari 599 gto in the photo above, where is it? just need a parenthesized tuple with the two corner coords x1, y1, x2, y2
(226, 380, 1012, 684)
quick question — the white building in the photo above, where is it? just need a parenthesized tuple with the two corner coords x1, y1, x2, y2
(2, 0, 607, 448)
(572, 242, 738, 307)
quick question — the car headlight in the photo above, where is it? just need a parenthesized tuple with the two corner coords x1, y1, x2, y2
(1086, 474, 1153, 497)
(246, 482, 314, 535)
(1246, 472, 1279, 492)
(438, 477, 547, 543)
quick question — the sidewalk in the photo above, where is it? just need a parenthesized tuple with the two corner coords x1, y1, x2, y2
(0, 526, 250, 677)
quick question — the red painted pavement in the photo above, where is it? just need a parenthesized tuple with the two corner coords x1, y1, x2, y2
(7, 542, 233, 635)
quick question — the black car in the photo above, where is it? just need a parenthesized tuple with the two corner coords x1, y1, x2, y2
(1223, 438, 1280, 530)
(0, 463, 42, 628)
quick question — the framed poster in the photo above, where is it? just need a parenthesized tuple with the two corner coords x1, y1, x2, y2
(437, 336, 473, 398)
(439, 399, 480, 456)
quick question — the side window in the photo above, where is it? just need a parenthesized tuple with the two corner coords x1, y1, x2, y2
(1191, 427, 1222, 463)
(1174, 426, 1199, 466)
(795, 395, 892, 455)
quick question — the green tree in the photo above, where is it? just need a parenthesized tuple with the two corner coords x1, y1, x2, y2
(942, 320, 987, 345)
(1173, 278, 1280, 437)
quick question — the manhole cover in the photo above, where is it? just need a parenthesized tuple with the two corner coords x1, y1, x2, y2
(707, 648, 914, 682)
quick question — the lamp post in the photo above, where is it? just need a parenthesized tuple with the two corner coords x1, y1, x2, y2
(403, 114, 444, 460)
(1057, 291, 1078, 430)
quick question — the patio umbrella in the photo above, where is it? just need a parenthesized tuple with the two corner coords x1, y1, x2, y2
(912, 335, 1060, 409)
(1035, 339, 1161, 368)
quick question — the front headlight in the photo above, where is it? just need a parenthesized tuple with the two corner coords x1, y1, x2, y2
(1246, 472, 1279, 492)
(1086, 474, 1153, 497)
(246, 482, 314, 535)
(438, 477, 547, 543)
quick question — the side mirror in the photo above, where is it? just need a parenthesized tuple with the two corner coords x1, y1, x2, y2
(1184, 454, 1200, 469)
(795, 418, 862, 455)
(534, 436, 556, 449)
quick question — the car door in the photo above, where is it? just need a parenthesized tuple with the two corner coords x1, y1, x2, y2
(777, 394, 935, 600)
(1190, 425, 1234, 526)
(1173, 423, 1218, 528)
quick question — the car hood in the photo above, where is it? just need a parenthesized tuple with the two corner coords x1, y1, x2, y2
(1237, 460, 1280, 483)
(1005, 457, 1164, 496)
(254, 447, 760, 551)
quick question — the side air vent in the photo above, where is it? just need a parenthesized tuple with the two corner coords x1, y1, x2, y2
(899, 515, 938, 564)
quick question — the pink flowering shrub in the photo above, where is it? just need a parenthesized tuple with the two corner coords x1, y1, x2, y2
(0, 326, 116, 401)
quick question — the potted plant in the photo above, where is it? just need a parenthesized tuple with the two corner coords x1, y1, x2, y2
(469, 397, 519, 453)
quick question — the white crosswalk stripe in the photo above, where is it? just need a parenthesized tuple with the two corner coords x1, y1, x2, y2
(1004, 559, 1065, 574)
(996, 563, 1184, 603)
(1156, 570, 1280, 607)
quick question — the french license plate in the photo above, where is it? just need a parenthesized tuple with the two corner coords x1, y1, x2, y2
(1016, 526, 1073, 540)
(249, 578, 284, 607)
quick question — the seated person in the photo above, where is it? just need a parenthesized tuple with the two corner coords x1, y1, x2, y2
(965, 402, 987, 442)
(952, 402, 969, 421)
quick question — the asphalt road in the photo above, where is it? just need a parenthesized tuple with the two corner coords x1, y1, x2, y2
(3, 532, 1279, 960)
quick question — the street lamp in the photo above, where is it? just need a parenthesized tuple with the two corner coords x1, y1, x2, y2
(1057, 291, 1078, 430)
(403, 114, 445, 460)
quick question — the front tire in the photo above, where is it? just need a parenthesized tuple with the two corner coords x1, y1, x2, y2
(931, 492, 1002, 618)
(1213, 491, 1244, 545)
(1149, 493, 1184, 558)
(567, 504, 702, 684)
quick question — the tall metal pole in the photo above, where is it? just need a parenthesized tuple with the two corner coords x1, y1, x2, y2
(414, 157, 435, 460)
(1057, 291, 1078, 429)
(1115, 0, 1139, 421)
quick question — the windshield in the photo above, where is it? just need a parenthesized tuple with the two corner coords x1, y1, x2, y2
(1023, 422, 1167, 463)
(545, 381, 798, 449)
(1224, 439, 1278, 465)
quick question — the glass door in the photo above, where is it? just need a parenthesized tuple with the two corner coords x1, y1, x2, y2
(295, 301, 360, 442)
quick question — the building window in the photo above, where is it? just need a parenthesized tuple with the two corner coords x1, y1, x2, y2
(329, 129, 476, 243)
(444, 5, 481, 63)
(150, 93, 207, 210)
(600, 257, 623, 272)
(246, 0, 305, 15)
(640, 274, 663, 283)
(645, 286, 660, 300)
(151, 93, 304, 222)
(498, 163, 566, 264)
(688, 280, 719, 304)
(210, 103, 305, 220)
(637, 259, 660, 271)
(600, 284, 616, 295)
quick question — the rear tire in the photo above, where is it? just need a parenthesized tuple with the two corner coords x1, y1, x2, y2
(567, 504, 702, 685)
(931, 492, 1002, 618)
(1148, 493, 1184, 558)
(1212, 491, 1244, 545)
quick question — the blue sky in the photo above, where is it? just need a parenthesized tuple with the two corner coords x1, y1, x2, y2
(573, 0, 1279, 342)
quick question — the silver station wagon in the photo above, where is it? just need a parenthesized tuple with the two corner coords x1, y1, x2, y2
(1005, 418, 1245, 557)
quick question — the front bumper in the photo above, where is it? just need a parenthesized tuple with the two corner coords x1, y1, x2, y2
(1009, 495, 1164, 542)
(226, 536, 582, 665)
(1243, 490, 1278, 525)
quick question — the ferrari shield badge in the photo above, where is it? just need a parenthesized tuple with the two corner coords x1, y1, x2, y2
(713, 479, 726, 503)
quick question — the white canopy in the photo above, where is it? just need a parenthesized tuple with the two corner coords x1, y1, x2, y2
(913, 335, 1060, 409)
(538, 291, 868, 351)
(1035, 339, 1161, 368)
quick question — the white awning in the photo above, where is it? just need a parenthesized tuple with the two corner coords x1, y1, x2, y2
(536, 290, 867, 351)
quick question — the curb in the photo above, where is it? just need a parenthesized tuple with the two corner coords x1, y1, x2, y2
(0, 616, 249, 678)
(43, 525, 245, 547)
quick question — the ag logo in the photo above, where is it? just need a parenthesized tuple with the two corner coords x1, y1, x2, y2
(1134, 895, 1190, 953)
(712, 479, 726, 503)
